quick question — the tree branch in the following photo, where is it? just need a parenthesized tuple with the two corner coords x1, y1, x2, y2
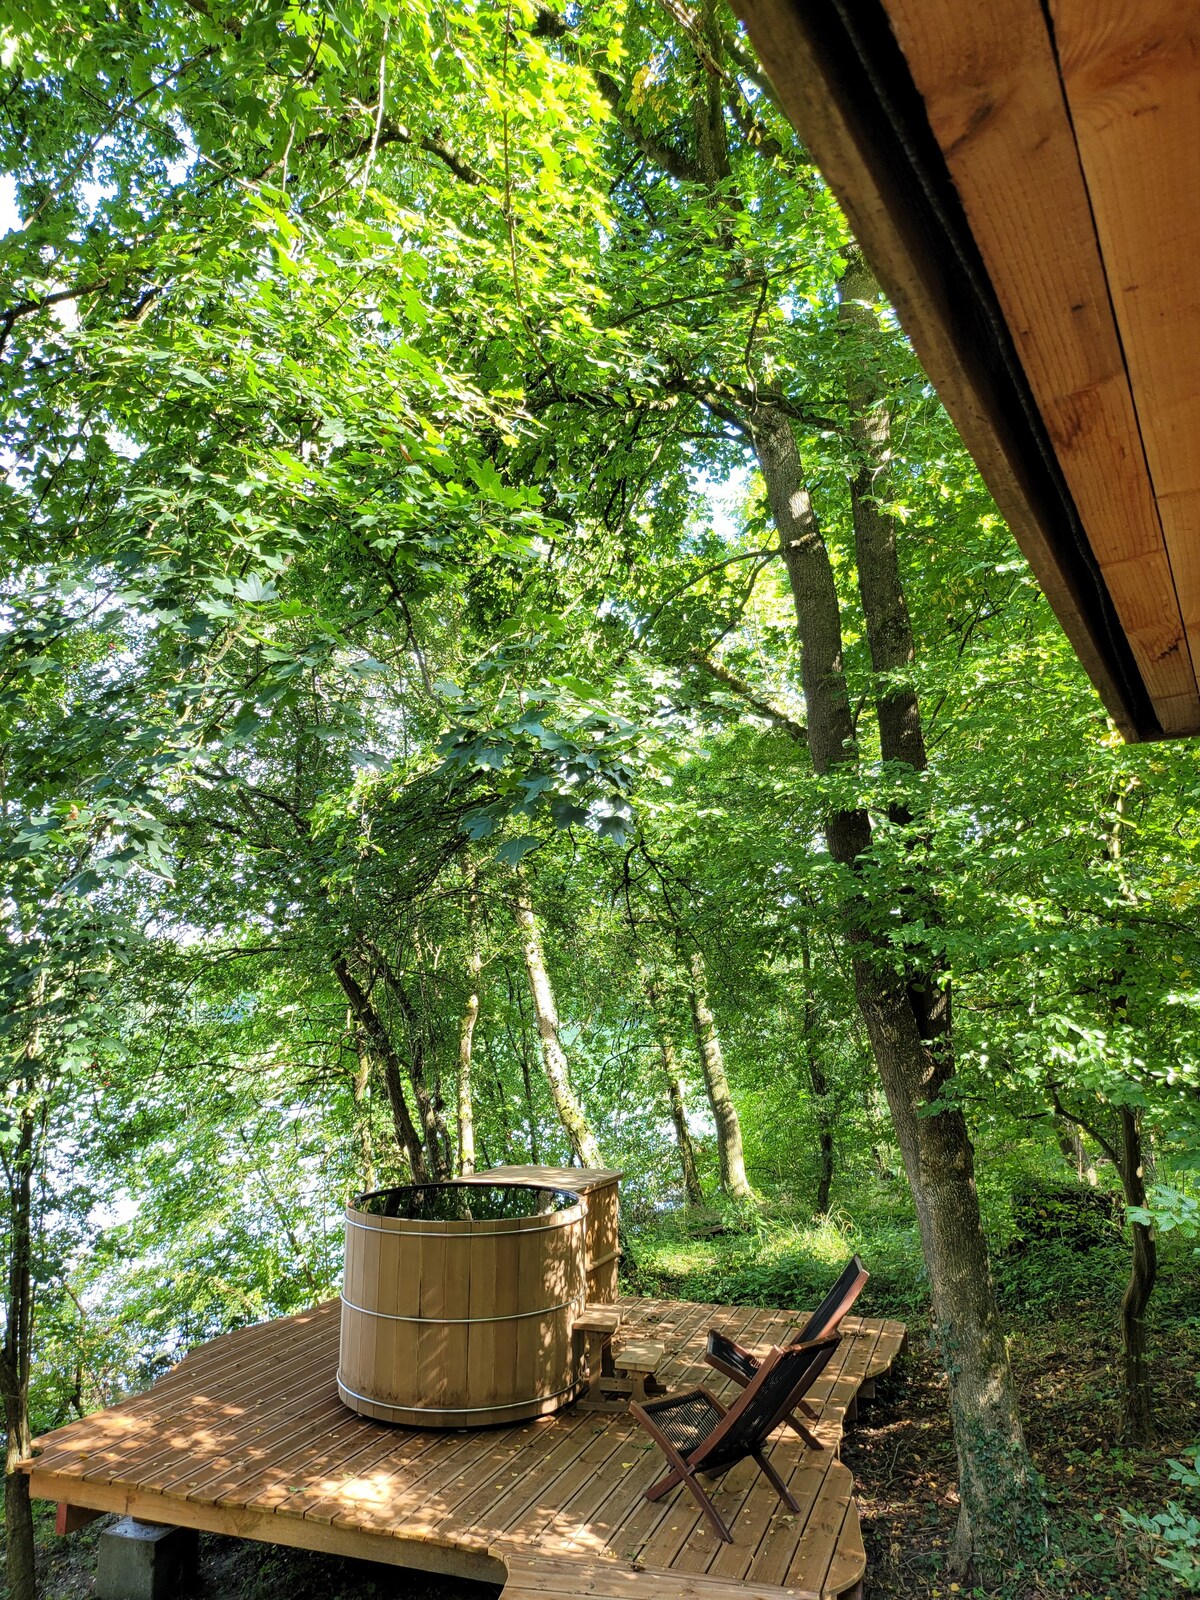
(641, 547, 779, 627)
(374, 121, 484, 187)
(689, 650, 807, 743)
(1048, 1082, 1122, 1170)
(592, 71, 704, 185)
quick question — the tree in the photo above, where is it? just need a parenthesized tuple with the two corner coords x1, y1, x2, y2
(456, 875, 483, 1176)
(513, 887, 603, 1167)
(646, 975, 705, 1206)
(685, 948, 754, 1202)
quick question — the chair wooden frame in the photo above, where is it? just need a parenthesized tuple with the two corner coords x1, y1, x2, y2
(705, 1255, 868, 1442)
(629, 1336, 840, 1544)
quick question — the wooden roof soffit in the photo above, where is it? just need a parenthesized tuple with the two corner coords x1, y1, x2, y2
(732, 0, 1200, 741)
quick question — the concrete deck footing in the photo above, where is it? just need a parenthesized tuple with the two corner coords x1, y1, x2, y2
(95, 1518, 198, 1600)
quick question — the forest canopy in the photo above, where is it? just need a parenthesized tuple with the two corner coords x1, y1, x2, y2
(1, 2, 1199, 1597)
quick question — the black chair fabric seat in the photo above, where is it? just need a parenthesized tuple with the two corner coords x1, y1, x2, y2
(638, 1389, 723, 1455)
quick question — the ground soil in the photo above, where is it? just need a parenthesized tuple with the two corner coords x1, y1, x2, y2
(845, 1307, 1200, 1599)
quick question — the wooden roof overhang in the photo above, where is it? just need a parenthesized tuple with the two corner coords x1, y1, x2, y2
(734, 0, 1200, 741)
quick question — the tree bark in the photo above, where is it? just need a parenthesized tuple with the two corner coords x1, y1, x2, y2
(513, 891, 603, 1167)
(1, 1103, 37, 1600)
(1118, 1105, 1156, 1442)
(333, 957, 427, 1181)
(647, 979, 705, 1205)
(457, 885, 483, 1176)
(800, 928, 834, 1216)
(504, 965, 542, 1161)
(752, 400, 1043, 1578)
(663, 1055, 705, 1207)
(838, 253, 928, 783)
(685, 948, 754, 1201)
(348, 1011, 376, 1192)
(375, 952, 453, 1179)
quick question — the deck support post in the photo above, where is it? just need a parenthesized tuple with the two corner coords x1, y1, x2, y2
(96, 1518, 199, 1600)
(56, 1502, 105, 1535)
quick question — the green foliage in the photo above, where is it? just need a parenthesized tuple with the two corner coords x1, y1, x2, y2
(628, 1197, 927, 1319)
(1122, 1448, 1200, 1591)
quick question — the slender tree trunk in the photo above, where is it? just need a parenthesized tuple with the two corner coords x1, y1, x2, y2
(646, 972, 705, 1203)
(685, 949, 753, 1202)
(2, 1104, 37, 1600)
(1102, 789, 1157, 1441)
(839, 253, 928, 786)
(1118, 1105, 1156, 1442)
(504, 966, 542, 1162)
(1055, 1119, 1087, 1180)
(513, 891, 602, 1166)
(375, 953, 452, 1179)
(520, 1050, 541, 1162)
(457, 885, 482, 1176)
(332, 957, 427, 1181)
(349, 1011, 376, 1192)
(663, 1059, 705, 1207)
(800, 929, 834, 1216)
(647, 979, 705, 1205)
(753, 400, 1043, 1578)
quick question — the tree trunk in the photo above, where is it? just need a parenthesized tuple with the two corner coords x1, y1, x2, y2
(800, 929, 834, 1216)
(648, 980, 705, 1205)
(753, 400, 1044, 1579)
(685, 948, 753, 1202)
(646, 972, 705, 1203)
(375, 953, 452, 1179)
(2, 1105, 37, 1600)
(663, 1057, 705, 1207)
(333, 957, 427, 1181)
(853, 970, 1039, 1572)
(838, 253, 928, 785)
(504, 965, 542, 1162)
(457, 885, 483, 1176)
(349, 1011, 376, 1192)
(1118, 1105, 1156, 1442)
(1054, 1119, 1088, 1180)
(513, 891, 602, 1167)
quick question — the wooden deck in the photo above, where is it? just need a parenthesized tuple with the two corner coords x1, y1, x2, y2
(23, 1296, 905, 1600)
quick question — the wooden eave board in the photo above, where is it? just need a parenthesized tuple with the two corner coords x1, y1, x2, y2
(24, 1295, 904, 1600)
(1050, 4, 1200, 678)
(878, 0, 1200, 734)
(732, 0, 1200, 739)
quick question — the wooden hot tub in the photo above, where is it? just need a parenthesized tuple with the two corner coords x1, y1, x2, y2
(337, 1181, 588, 1427)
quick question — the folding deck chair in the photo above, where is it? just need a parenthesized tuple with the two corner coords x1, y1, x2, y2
(629, 1334, 840, 1544)
(704, 1254, 868, 1442)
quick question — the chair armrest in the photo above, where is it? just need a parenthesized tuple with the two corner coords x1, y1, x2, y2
(709, 1328, 757, 1361)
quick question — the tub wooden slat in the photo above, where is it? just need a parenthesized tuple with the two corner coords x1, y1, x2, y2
(338, 1183, 591, 1427)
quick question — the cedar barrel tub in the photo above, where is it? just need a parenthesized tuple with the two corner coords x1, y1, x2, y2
(337, 1181, 588, 1427)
